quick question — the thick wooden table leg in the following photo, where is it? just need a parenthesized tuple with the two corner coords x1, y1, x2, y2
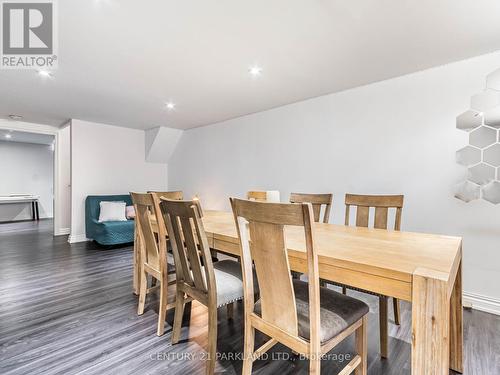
(449, 261, 463, 373)
(411, 268, 449, 375)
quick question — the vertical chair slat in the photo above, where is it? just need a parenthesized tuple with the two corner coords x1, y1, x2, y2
(356, 206, 370, 227)
(395, 207, 403, 231)
(192, 211, 216, 293)
(168, 215, 194, 285)
(374, 207, 389, 230)
(180, 216, 207, 292)
(250, 221, 298, 336)
(345, 204, 351, 226)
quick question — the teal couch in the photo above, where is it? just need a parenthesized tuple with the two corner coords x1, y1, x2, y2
(85, 195, 134, 246)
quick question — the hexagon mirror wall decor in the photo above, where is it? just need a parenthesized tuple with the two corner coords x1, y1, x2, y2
(467, 163, 496, 185)
(456, 68, 500, 204)
(483, 144, 500, 166)
(456, 110, 482, 131)
(454, 181, 481, 203)
(482, 181, 500, 204)
(456, 146, 481, 167)
(469, 126, 497, 148)
(484, 107, 500, 128)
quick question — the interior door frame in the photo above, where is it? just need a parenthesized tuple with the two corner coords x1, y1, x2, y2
(0, 120, 68, 236)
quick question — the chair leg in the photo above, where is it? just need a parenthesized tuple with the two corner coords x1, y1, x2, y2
(309, 353, 321, 374)
(157, 279, 168, 336)
(172, 289, 185, 344)
(226, 302, 234, 320)
(379, 296, 388, 358)
(393, 298, 401, 326)
(133, 230, 141, 295)
(242, 321, 255, 375)
(206, 305, 218, 375)
(342, 286, 347, 295)
(137, 267, 148, 315)
(355, 316, 368, 375)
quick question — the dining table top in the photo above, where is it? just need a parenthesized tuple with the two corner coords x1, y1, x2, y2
(200, 209, 463, 285)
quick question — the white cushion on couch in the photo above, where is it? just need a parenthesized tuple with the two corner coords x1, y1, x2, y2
(98, 201, 127, 222)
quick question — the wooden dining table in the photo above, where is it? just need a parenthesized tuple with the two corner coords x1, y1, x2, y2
(134, 209, 463, 375)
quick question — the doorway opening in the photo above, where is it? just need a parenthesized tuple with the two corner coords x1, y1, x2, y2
(0, 129, 63, 235)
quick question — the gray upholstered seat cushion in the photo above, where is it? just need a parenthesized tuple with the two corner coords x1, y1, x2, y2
(255, 279, 369, 343)
(213, 260, 258, 308)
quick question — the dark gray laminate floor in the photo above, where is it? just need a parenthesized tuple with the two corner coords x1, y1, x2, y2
(1, 220, 499, 374)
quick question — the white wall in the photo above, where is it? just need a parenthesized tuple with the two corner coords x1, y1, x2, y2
(70, 120, 168, 242)
(0, 140, 54, 221)
(169, 51, 500, 309)
(54, 124, 71, 235)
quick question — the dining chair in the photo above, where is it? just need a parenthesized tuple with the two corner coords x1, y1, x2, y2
(247, 190, 280, 202)
(247, 191, 267, 201)
(148, 190, 184, 242)
(339, 193, 404, 359)
(149, 190, 183, 200)
(289, 193, 333, 282)
(149, 191, 183, 214)
(231, 198, 368, 374)
(131, 192, 176, 336)
(147, 191, 184, 282)
(289, 193, 333, 224)
(132, 191, 183, 293)
(160, 198, 252, 375)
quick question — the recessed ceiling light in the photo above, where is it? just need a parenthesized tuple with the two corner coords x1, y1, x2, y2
(8, 114, 23, 120)
(4, 134, 12, 139)
(166, 102, 176, 110)
(37, 70, 53, 78)
(249, 65, 262, 77)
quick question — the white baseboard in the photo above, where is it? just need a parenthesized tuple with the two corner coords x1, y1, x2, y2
(463, 291, 500, 316)
(54, 228, 70, 236)
(68, 234, 89, 243)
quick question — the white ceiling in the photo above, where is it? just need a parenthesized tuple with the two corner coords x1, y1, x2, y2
(0, 130, 54, 145)
(1, 0, 500, 130)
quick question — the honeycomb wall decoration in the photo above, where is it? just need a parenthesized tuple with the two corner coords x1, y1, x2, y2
(455, 68, 500, 204)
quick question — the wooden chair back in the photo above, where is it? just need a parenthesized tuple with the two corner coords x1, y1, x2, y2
(344, 194, 404, 230)
(159, 199, 215, 301)
(246, 191, 268, 202)
(148, 191, 183, 237)
(130, 192, 164, 273)
(230, 198, 319, 341)
(289, 193, 333, 223)
(149, 191, 183, 201)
